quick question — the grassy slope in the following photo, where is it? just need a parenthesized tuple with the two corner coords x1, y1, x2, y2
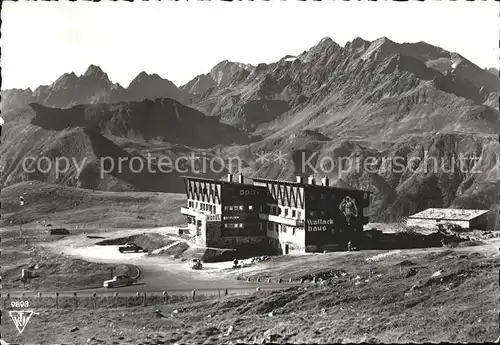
(0, 181, 186, 228)
(2, 247, 498, 344)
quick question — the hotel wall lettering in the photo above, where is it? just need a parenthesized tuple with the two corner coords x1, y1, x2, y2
(239, 189, 260, 196)
(306, 218, 334, 232)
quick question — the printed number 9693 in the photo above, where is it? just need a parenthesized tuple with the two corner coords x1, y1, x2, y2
(11, 301, 30, 308)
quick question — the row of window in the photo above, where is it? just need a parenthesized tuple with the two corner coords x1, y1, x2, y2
(266, 205, 302, 219)
(262, 222, 298, 235)
(223, 215, 240, 220)
(309, 193, 336, 201)
(188, 200, 217, 213)
(224, 223, 244, 229)
(224, 205, 254, 212)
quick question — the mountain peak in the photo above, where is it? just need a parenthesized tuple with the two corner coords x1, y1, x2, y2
(373, 36, 394, 44)
(83, 65, 106, 78)
(318, 37, 334, 46)
(345, 37, 370, 50)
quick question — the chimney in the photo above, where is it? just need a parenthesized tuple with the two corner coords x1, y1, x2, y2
(308, 175, 315, 185)
(321, 175, 329, 186)
(296, 176, 303, 183)
(238, 174, 244, 184)
(227, 173, 233, 182)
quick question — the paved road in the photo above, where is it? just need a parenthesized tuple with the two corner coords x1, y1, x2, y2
(3, 226, 302, 298)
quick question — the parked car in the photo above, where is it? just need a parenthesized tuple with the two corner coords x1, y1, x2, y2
(118, 243, 147, 253)
(103, 275, 136, 288)
(49, 228, 70, 235)
(189, 258, 203, 270)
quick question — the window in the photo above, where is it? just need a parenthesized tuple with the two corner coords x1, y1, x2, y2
(310, 195, 315, 200)
(292, 210, 296, 218)
(239, 205, 244, 211)
(321, 194, 326, 200)
(297, 211, 301, 218)
(320, 211, 325, 216)
(259, 223, 264, 230)
(309, 211, 316, 217)
(331, 194, 336, 200)
(267, 222, 273, 230)
(284, 208, 289, 217)
(249, 205, 254, 211)
(239, 223, 244, 228)
(292, 228, 296, 235)
(224, 206, 229, 211)
(224, 223, 229, 228)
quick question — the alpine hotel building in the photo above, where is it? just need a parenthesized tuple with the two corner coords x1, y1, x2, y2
(180, 174, 371, 253)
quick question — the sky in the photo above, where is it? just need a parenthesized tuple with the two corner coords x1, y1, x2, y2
(1, 1, 499, 90)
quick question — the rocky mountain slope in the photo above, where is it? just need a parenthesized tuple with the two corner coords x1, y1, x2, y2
(2, 36, 499, 222)
(0, 98, 250, 192)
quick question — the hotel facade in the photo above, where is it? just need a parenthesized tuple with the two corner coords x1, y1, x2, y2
(180, 174, 371, 253)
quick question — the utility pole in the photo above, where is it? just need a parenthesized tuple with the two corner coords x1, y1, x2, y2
(19, 196, 24, 239)
(494, 151, 499, 235)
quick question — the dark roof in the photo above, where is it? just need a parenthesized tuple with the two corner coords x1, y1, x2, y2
(252, 177, 372, 194)
(180, 175, 258, 188)
(181, 175, 372, 194)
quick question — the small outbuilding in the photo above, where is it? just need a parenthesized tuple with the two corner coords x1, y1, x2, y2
(407, 208, 490, 230)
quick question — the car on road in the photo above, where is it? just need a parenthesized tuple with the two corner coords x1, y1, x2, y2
(189, 258, 203, 270)
(103, 275, 136, 288)
(118, 243, 147, 253)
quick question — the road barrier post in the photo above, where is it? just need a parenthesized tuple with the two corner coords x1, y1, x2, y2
(300, 278, 304, 284)
(369, 268, 372, 279)
(38, 292, 42, 298)
(192, 290, 196, 302)
(246, 277, 251, 282)
(92, 292, 97, 309)
(143, 293, 146, 307)
(399, 264, 402, 276)
(225, 289, 228, 296)
(74, 292, 78, 308)
(163, 291, 168, 304)
(125, 296, 128, 308)
(114, 292, 118, 307)
(278, 278, 282, 283)
(289, 278, 293, 283)
(55, 292, 59, 308)
(218, 289, 221, 298)
(257, 277, 260, 283)
(256, 286, 261, 292)
(267, 278, 271, 283)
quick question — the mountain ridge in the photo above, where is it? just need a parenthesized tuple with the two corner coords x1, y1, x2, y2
(1, 36, 499, 223)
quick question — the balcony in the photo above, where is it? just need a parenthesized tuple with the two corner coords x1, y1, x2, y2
(180, 207, 198, 217)
(259, 213, 304, 227)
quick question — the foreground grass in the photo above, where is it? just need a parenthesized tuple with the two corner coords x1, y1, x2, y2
(0, 181, 186, 228)
(2, 248, 498, 344)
